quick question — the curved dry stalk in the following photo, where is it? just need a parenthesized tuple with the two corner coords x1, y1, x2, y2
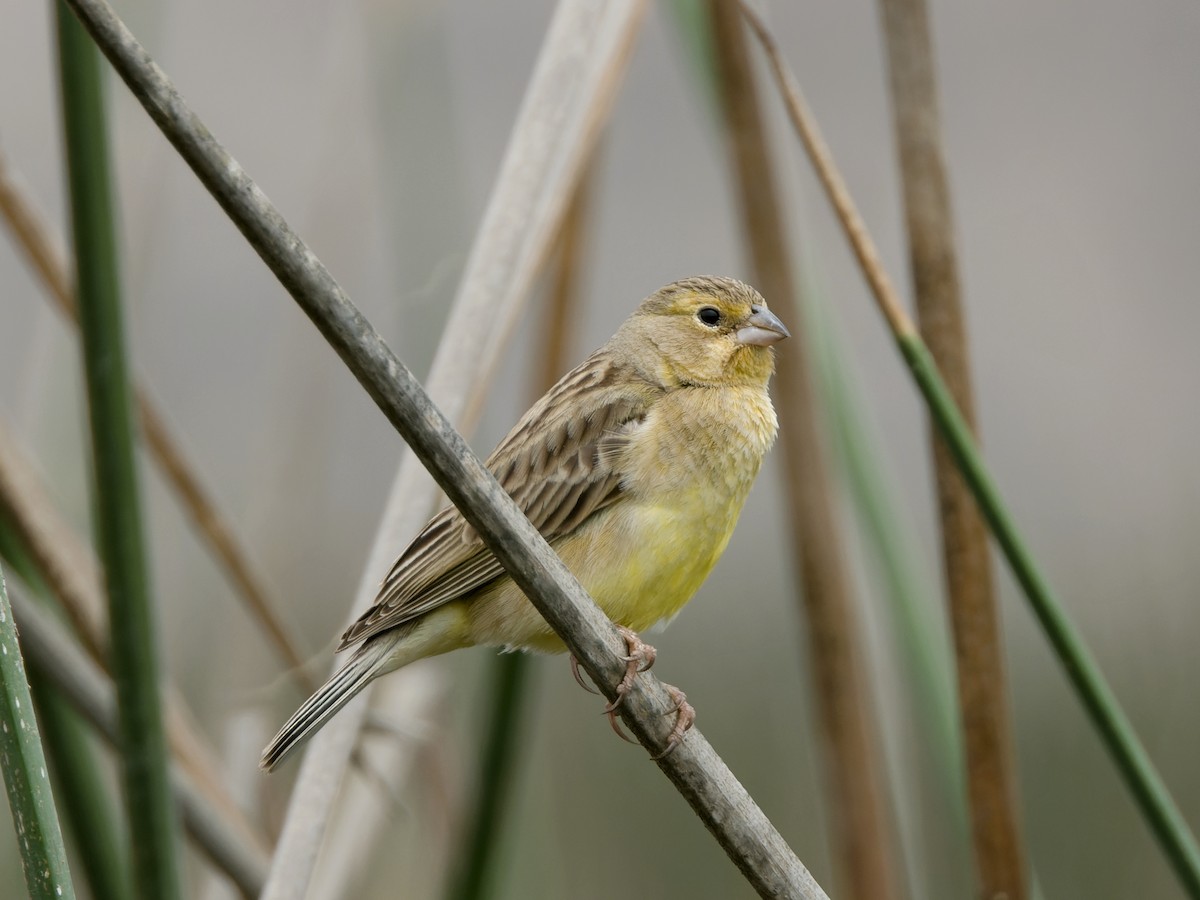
(0, 424, 271, 865)
(738, 5, 914, 337)
(707, 3, 902, 898)
(876, 0, 1027, 894)
(54, 0, 830, 894)
(0, 151, 313, 695)
(6, 580, 269, 898)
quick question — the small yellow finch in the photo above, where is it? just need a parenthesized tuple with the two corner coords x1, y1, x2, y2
(261, 276, 788, 770)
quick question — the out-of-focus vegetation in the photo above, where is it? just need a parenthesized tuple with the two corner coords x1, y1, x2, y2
(1, 1, 1198, 898)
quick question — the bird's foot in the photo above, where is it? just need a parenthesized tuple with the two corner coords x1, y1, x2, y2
(652, 684, 695, 758)
(569, 653, 599, 694)
(603, 625, 657, 716)
(602, 626, 668, 748)
(570, 626, 691, 753)
(603, 679, 695, 754)
(571, 624, 655, 697)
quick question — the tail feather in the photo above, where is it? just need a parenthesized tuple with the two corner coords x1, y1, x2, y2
(260, 640, 392, 771)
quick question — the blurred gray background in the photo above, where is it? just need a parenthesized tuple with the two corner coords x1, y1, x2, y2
(2, 0, 1199, 897)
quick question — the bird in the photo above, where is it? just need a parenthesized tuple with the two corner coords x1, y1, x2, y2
(261, 275, 788, 771)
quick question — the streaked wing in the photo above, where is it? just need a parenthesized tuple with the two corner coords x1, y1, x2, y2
(337, 351, 658, 650)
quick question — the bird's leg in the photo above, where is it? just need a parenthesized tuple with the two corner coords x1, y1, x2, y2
(571, 622, 656, 698)
(600, 626, 659, 745)
(603, 625, 657, 715)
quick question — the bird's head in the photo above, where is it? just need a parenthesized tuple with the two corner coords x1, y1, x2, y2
(623, 276, 790, 388)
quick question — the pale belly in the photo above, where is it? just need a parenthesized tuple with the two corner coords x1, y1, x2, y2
(572, 500, 734, 633)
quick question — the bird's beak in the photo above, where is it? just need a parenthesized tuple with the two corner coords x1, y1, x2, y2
(735, 306, 790, 346)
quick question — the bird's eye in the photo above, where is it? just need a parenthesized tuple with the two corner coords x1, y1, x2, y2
(697, 306, 721, 326)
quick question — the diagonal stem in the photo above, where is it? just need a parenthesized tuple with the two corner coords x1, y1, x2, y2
(274, 5, 646, 897)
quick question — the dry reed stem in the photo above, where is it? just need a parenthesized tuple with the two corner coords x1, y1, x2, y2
(877, 0, 1028, 895)
(540, 155, 595, 392)
(0, 151, 314, 694)
(0, 152, 74, 307)
(264, 5, 648, 898)
(738, 4, 915, 338)
(709, 3, 902, 898)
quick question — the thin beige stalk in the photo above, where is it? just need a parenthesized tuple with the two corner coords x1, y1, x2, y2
(877, 0, 1027, 894)
(738, 4, 915, 338)
(709, 3, 902, 898)
(0, 151, 314, 694)
(0, 429, 107, 660)
(540, 159, 594, 391)
(263, 5, 648, 898)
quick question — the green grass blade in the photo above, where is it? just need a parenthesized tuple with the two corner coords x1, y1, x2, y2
(804, 296, 964, 802)
(0, 510, 132, 900)
(54, 4, 182, 898)
(27, 683, 131, 900)
(803, 294, 972, 895)
(446, 655, 534, 900)
(0, 564, 77, 900)
(897, 334, 1200, 896)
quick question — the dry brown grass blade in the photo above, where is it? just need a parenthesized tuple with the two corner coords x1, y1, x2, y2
(264, 5, 648, 898)
(0, 428, 107, 660)
(876, 0, 1027, 893)
(0, 424, 271, 864)
(709, 3, 903, 898)
(0, 152, 75, 309)
(0, 151, 314, 694)
(0, 422, 270, 888)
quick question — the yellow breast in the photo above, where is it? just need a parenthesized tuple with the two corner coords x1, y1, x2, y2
(555, 383, 777, 636)
(466, 383, 777, 653)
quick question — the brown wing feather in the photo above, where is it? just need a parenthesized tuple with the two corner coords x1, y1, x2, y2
(337, 351, 659, 650)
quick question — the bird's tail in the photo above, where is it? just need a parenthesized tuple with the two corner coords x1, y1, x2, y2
(260, 639, 393, 772)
